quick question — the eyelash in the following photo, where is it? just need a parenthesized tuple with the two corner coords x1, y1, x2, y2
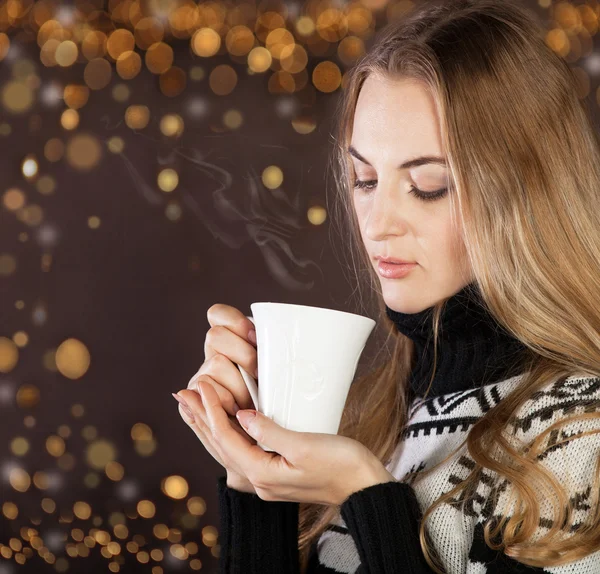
(352, 179, 448, 202)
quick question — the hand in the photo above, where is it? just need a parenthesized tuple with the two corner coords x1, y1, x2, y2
(172, 303, 260, 494)
(193, 379, 398, 506)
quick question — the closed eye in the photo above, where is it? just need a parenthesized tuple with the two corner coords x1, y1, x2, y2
(352, 179, 448, 202)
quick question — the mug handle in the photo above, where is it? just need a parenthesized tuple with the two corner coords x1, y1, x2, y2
(235, 315, 259, 411)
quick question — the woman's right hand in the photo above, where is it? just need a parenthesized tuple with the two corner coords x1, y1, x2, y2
(173, 303, 259, 494)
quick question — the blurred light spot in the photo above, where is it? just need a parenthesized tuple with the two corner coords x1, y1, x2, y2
(12, 331, 28, 347)
(16, 384, 38, 408)
(159, 66, 186, 97)
(86, 440, 117, 470)
(46, 435, 65, 457)
(3, 502, 18, 519)
(209, 65, 237, 95)
(312, 61, 342, 93)
(0, 253, 17, 275)
(0, 337, 18, 371)
(131, 423, 152, 441)
(44, 138, 65, 161)
(223, 109, 242, 129)
(41, 498, 56, 513)
(84, 472, 100, 488)
(82, 425, 97, 441)
(66, 134, 102, 172)
(0, 33, 10, 61)
(84, 58, 112, 90)
(9, 468, 31, 492)
(125, 105, 150, 129)
(262, 165, 283, 189)
(186, 497, 206, 516)
(63, 84, 89, 109)
(55, 338, 90, 379)
(189, 66, 205, 81)
(160, 114, 184, 137)
(37, 175, 57, 195)
(248, 46, 271, 73)
(192, 28, 221, 57)
(107, 29, 135, 60)
(71, 404, 84, 417)
(161, 475, 188, 499)
(10, 437, 29, 456)
(307, 205, 327, 225)
(107, 137, 124, 154)
(137, 500, 155, 519)
(112, 83, 130, 102)
(116, 51, 141, 80)
(88, 216, 101, 229)
(61, 108, 79, 130)
(21, 156, 38, 179)
(55, 41, 78, 67)
(2, 81, 34, 114)
(157, 168, 178, 192)
(105, 461, 124, 481)
(145, 42, 173, 74)
(3, 188, 25, 210)
(73, 501, 92, 520)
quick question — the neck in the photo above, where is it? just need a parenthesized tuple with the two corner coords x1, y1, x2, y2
(385, 282, 530, 397)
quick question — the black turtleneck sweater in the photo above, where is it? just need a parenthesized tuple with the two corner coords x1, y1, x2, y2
(214, 283, 593, 574)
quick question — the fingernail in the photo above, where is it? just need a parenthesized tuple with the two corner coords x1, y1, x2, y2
(172, 393, 195, 422)
(248, 329, 257, 344)
(236, 409, 256, 429)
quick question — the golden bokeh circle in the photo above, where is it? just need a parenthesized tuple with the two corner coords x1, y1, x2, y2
(63, 85, 90, 110)
(2, 81, 34, 114)
(61, 109, 80, 130)
(134, 17, 165, 50)
(145, 42, 173, 74)
(55, 40, 78, 67)
(312, 61, 342, 93)
(9, 468, 31, 492)
(280, 44, 308, 74)
(157, 168, 179, 192)
(82, 31, 108, 60)
(84, 58, 112, 90)
(45, 138, 65, 161)
(225, 25, 255, 56)
(3, 188, 25, 211)
(116, 51, 142, 80)
(125, 105, 150, 129)
(107, 29, 135, 60)
(159, 66, 186, 97)
(55, 337, 91, 379)
(160, 114, 184, 137)
(16, 384, 39, 408)
(191, 27, 221, 57)
(247, 47, 272, 73)
(86, 440, 117, 470)
(0, 33, 10, 61)
(0, 337, 19, 372)
(209, 64, 237, 96)
(161, 475, 189, 499)
(66, 134, 102, 172)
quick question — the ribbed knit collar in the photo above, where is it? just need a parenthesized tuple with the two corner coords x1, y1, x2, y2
(385, 282, 530, 398)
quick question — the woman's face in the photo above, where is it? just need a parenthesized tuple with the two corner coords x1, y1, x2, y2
(350, 74, 473, 313)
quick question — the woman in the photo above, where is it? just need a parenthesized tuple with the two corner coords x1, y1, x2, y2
(172, 0, 600, 571)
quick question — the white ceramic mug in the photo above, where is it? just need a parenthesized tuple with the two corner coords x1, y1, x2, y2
(235, 302, 376, 452)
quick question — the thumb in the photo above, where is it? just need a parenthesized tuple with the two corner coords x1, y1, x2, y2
(235, 409, 290, 452)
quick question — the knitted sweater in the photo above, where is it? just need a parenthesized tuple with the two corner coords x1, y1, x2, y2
(216, 284, 600, 573)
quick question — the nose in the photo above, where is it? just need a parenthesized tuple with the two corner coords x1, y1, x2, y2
(364, 181, 410, 242)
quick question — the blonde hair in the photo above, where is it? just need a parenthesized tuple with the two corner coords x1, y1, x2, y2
(298, 0, 600, 571)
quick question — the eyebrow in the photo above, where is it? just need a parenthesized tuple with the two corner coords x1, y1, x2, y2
(347, 144, 447, 169)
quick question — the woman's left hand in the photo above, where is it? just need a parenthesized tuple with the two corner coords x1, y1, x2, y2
(193, 379, 397, 506)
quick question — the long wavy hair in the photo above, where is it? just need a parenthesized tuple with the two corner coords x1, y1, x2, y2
(297, 0, 600, 571)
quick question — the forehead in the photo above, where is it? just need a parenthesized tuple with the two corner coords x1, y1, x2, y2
(351, 75, 443, 154)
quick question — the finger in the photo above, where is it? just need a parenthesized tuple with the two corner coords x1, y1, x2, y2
(197, 379, 270, 479)
(204, 325, 258, 379)
(179, 388, 255, 445)
(189, 361, 253, 412)
(185, 377, 240, 417)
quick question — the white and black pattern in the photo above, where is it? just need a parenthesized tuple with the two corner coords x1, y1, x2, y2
(311, 373, 600, 574)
